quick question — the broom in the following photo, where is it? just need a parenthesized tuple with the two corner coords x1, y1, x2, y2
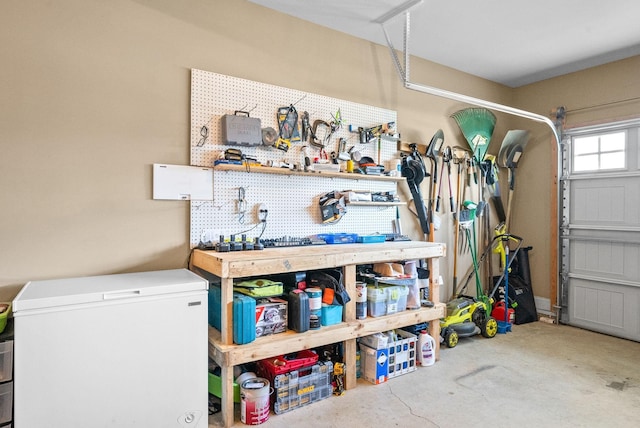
(450, 108, 496, 162)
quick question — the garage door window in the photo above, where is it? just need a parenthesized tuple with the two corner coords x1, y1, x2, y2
(572, 131, 625, 172)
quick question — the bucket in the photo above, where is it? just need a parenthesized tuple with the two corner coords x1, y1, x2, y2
(240, 377, 271, 425)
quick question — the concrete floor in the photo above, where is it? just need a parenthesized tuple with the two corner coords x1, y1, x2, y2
(209, 321, 640, 427)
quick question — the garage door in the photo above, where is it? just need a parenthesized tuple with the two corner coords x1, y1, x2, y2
(561, 119, 640, 341)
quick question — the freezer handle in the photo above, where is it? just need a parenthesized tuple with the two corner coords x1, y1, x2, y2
(103, 289, 142, 300)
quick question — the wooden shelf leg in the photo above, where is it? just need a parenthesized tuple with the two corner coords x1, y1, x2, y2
(221, 364, 234, 428)
(426, 256, 441, 360)
(344, 338, 357, 389)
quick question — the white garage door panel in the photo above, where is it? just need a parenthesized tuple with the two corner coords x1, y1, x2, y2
(562, 119, 640, 341)
(571, 178, 638, 225)
(570, 239, 639, 283)
(569, 278, 640, 340)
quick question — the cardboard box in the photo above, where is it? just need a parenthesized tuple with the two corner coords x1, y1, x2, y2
(255, 297, 287, 337)
(359, 332, 389, 350)
(359, 343, 388, 385)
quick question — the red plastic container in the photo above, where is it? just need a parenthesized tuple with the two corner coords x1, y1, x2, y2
(492, 301, 515, 324)
(257, 349, 319, 379)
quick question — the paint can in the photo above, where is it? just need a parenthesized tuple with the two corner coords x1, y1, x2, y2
(240, 377, 271, 425)
(305, 287, 322, 310)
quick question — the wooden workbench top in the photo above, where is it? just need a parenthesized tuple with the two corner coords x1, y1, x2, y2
(191, 241, 446, 278)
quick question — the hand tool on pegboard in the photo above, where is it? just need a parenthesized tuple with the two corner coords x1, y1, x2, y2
(275, 104, 301, 151)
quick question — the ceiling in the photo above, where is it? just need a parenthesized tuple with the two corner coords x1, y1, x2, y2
(248, 0, 640, 88)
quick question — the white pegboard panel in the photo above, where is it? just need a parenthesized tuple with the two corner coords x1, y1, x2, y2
(190, 69, 401, 246)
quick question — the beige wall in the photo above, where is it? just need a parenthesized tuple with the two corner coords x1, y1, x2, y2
(1, 0, 636, 306)
(511, 56, 640, 304)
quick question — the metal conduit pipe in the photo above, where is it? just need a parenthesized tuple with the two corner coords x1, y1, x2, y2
(377, 4, 563, 318)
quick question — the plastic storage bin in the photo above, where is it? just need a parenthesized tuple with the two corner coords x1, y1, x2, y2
(320, 304, 343, 326)
(257, 350, 319, 380)
(208, 372, 241, 403)
(367, 286, 387, 317)
(380, 285, 409, 314)
(356, 234, 386, 243)
(316, 233, 358, 244)
(0, 382, 12, 425)
(208, 287, 256, 345)
(387, 330, 417, 379)
(0, 341, 13, 383)
(271, 361, 333, 414)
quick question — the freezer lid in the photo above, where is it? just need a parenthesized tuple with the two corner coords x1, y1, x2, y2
(12, 269, 207, 312)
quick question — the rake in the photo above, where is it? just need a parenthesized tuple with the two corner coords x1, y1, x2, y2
(450, 108, 496, 162)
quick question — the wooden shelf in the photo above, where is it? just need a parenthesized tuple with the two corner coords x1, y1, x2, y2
(346, 201, 406, 206)
(191, 241, 446, 428)
(213, 163, 405, 182)
(208, 304, 445, 366)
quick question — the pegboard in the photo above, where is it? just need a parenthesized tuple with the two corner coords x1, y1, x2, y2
(190, 69, 401, 246)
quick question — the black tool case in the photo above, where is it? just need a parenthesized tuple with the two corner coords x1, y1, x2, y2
(221, 110, 262, 146)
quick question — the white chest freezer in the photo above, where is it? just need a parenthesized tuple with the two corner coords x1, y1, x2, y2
(12, 269, 208, 428)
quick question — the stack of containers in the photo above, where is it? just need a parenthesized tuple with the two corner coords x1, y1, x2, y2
(359, 329, 418, 384)
(366, 281, 410, 317)
(256, 350, 333, 415)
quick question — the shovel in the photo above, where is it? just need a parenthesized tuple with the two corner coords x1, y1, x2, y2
(497, 130, 530, 231)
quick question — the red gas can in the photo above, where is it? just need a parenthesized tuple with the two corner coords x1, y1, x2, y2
(492, 301, 515, 324)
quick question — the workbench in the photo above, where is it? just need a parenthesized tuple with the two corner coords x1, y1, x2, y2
(190, 240, 446, 427)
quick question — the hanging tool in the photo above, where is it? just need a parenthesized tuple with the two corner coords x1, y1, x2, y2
(484, 154, 506, 224)
(330, 108, 343, 133)
(450, 146, 470, 296)
(336, 138, 350, 161)
(311, 119, 331, 148)
(301, 111, 310, 142)
(401, 145, 430, 236)
(497, 130, 531, 232)
(425, 130, 444, 242)
(435, 147, 448, 212)
(450, 108, 496, 163)
(276, 104, 301, 151)
(237, 187, 247, 224)
(349, 122, 396, 145)
(444, 146, 455, 213)
(301, 146, 311, 171)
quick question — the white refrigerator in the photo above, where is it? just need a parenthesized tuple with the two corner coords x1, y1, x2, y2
(12, 269, 208, 427)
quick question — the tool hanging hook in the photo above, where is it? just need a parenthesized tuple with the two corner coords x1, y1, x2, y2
(237, 187, 247, 224)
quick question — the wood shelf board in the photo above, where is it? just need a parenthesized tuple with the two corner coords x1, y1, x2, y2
(208, 304, 445, 366)
(346, 201, 406, 206)
(213, 164, 405, 182)
(192, 242, 445, 278)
